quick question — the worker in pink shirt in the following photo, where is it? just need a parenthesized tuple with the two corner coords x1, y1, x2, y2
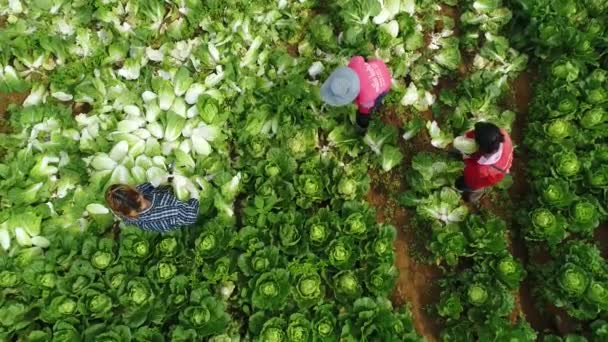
(320, 56, 392, 132)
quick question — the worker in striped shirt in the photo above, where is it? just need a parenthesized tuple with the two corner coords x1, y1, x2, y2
(105, 183, 199, 233)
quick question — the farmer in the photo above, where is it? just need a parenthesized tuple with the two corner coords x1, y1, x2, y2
(455, 122, 513, 202)
(105, 183, 199, 233)
(320, 56, 392, 132)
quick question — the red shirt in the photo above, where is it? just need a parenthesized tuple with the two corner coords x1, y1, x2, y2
(463, 129, 513, 190)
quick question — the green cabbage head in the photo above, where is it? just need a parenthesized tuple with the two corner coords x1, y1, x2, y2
(126, 279, 153, 306)
(366, 263, 398, 296)
(294, 272, 322, 306)
(546, 119, 572, 139)
(252, 269, 290, 310)
(559, 264, 589, 296)
(156, 262, 177, 283)
(328, 238, 354, 269)
(299, 175, 322, 197)
(59, 298, 77, 315)
(532, 208, 557, 229)
(309, 223, 329, 246)
(570, 200, 600, 233)
(467, 284, 489, 306)
(554, 152, 580, 177)
(557, 95, 578, 114)
(191, 307, 211, 326)
(41, 273, 56, 288)
(551, 60, 579, 81)
(178, 296, 230, 337)
(265, 163, 281, 177)
(496, 257, 525, 289)
(287, 314, 312, 342)
(343, 213, 368, 237)
(333, 270, 362, 300)
(581, 108, 606, 128)
(530, 208, 566, 244)
(586, 281, 608, 305)
(0, 271, 19, 287)
(157, 237, 178, 257)
(91, 251, 113, 270)
(587, 87, 608, 104)
(79, 289, 112, 318)
(337, 178, 358, 199)
(313, 313, 335, 339)
(539, 178, 573, 207)
(260, 317, 287, 342)
(133, 240, 150, 258)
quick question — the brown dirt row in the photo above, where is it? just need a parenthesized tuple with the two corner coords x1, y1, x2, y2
(501, 72, 551, 331)
(366, 116, 443, 342)
(0, 92, 28, 132)
(506, 72, 589, 336)
(365, 7, 473, 342)
(490, 71, 555, 330)
(507, 71, 608, 335)
(484, 70, 592, 336)
(366, 27, 550, 342)
(595, 225, 608, 259)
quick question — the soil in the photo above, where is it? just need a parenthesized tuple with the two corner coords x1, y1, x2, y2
(493, 71, 581, 335)
(391, 209, 443, 342)
(439, 5, 460, 36)
(366, 6, 464, 335)
(286, 44, 299, 57)
(0, 92, 28, 132)
(366, 109, 443, 342)
(73, 102, 92, 115)
(366, 184, 443, 342)
(503, 71, 608, 337)
(594, 224, 608, 259)
(2, 7, 602, 339)
(502, 72, 557, 330)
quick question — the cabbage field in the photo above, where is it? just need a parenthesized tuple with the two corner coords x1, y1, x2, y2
(1, 0, 608, 341)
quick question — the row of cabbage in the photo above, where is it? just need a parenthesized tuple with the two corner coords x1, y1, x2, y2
(509, 0, 608, 340)
(397, 0, 540, 340)
(402, 154, 534, 340)
(0, 0, 474, 340)
(316, 1, 538, 339)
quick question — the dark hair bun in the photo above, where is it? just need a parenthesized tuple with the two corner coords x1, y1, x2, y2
(474, 122, 504, 154)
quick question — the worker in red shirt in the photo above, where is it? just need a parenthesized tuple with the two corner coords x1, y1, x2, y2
(455, 122, 514, 202)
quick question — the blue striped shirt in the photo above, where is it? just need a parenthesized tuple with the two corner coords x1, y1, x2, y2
(122, 183, 199, 233)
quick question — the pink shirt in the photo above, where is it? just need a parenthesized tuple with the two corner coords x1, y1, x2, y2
(347, 56, 392, 114)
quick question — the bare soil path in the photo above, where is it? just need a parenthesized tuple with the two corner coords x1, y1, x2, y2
(595, 225, 608, 259)
(0, 92, 28, 132)
(483, 71, 580, 335)
(367, 186, 443, 342)
(501, 71, 553, 331)
(367, 108, 443, 342)
(366, 69, 559, 341)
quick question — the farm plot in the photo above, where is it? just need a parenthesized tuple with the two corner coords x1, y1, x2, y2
(0, 0, 607, 341)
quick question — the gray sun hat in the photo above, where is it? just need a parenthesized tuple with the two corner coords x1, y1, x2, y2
(320, 67, 360, 107)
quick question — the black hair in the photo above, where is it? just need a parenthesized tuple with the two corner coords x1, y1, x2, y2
(474, 122, 504, 154)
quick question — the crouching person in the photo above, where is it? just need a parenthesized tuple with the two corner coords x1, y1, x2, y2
(105, 183, 199, 233)
(455, 122, 514, 202)
(320, 56, 392, 132)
